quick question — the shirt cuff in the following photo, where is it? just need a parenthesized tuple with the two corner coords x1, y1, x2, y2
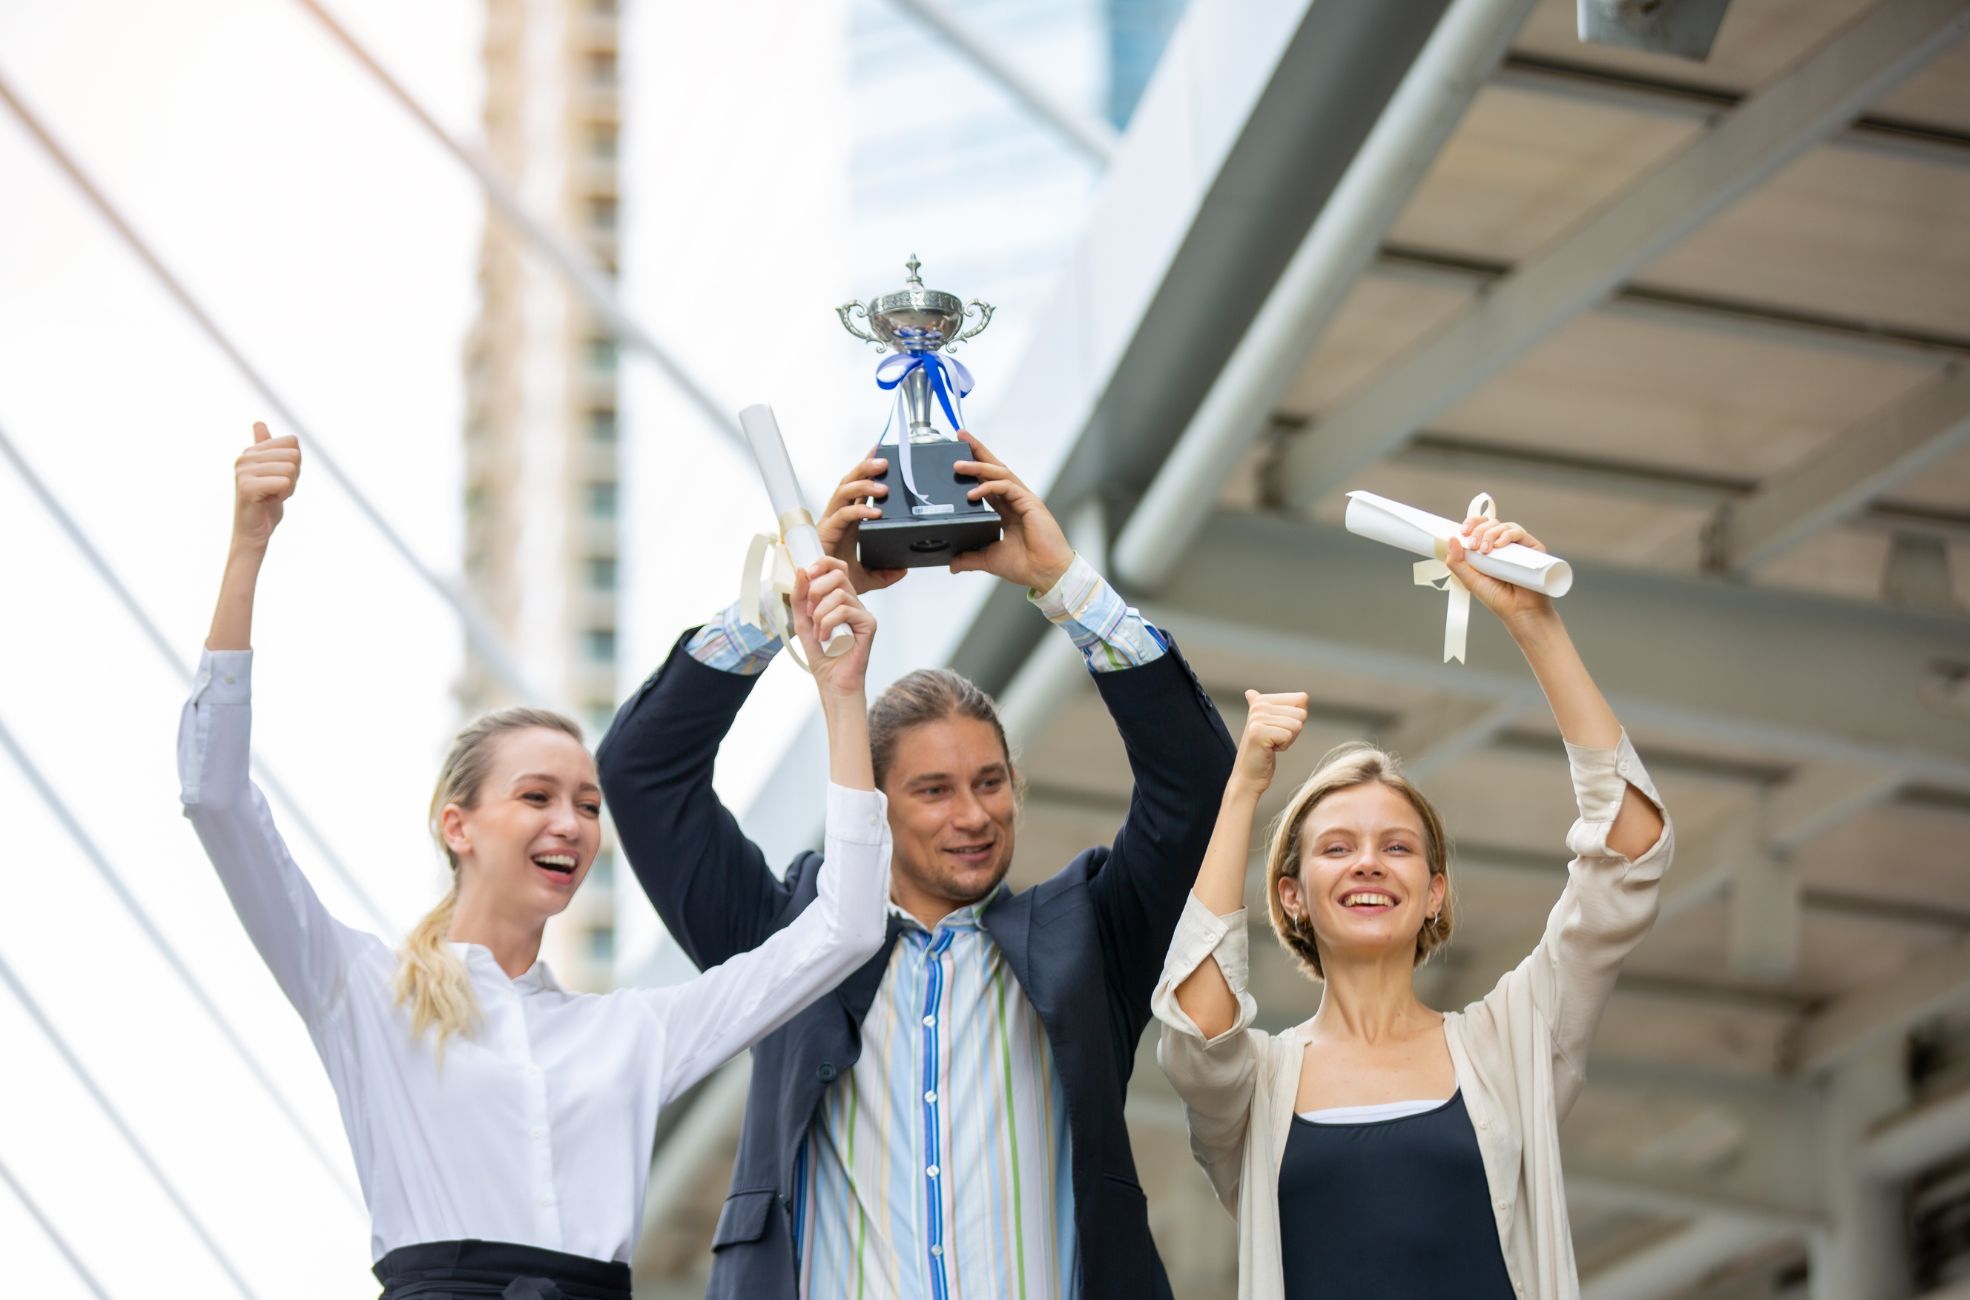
(684, 600, 783, 677)
(1027, 553, 1169, 672)
(1563, 729, 1672, 870)
(1563, 730, 1662, 823)
(193, 648, 254, 705)
(825, 783, 889, 848)
(1167, 894, 1249, 992)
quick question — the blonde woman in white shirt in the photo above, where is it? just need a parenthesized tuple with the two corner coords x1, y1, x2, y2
(181, 424, 891, 1299)
(1152, 514, 1672, 1300)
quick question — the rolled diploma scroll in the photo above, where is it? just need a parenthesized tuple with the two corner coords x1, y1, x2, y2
(1344, 491, 1573, 596)
(738, 403, 853, 657)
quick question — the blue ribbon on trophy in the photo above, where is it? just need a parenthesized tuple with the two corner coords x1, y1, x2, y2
(873, 346, 974, 514)
(836, 254, 1002, 571)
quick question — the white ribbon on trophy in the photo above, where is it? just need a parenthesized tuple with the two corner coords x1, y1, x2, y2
(737, 404, 853, 667)
(1343, 490, 1573, 664)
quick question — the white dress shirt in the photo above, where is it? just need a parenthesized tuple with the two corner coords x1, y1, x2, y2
(177, 649, 891, 1264)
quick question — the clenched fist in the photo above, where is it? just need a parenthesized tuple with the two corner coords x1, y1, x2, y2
(1232, 690, 1309, 794)
(232, 422, 301, 552)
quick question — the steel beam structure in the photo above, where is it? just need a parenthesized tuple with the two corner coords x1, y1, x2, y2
(1708, 361, 1970, 573)
(1150, 512, 1970, 787)
(1279, 0, 1970, 510)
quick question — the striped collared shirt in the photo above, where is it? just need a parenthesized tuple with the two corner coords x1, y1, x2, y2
(793, 894, 1075, 1300)
(685, 549, 1166, 1296)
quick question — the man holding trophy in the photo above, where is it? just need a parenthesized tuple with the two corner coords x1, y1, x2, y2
(596, 259, 1235, 1300)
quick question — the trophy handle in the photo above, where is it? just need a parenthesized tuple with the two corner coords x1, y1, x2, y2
(836, 302, 886, 350)
(950, 299, 995, 350)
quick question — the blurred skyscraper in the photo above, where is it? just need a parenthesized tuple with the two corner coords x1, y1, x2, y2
(461, 0, 625, 990)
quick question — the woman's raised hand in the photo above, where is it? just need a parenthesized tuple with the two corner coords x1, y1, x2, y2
(1233, 690, 1309, 794)
(793, 557, 877, 698)
(232, 422, 301, 552)
(1445, 516, 1555, 630)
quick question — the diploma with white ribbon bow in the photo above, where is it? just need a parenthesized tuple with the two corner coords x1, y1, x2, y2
(1343, 490, 1573, 664)
(737, 404, 853, 662)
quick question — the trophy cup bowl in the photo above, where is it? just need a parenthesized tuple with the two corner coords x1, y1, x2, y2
(837, 254, 1001, 570)
(865, 287, 967, 352)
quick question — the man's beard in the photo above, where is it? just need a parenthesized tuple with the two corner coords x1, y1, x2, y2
(897, 847, 1013, 908)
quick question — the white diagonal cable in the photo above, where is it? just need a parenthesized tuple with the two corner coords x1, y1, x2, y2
(0, 950, 264, 1300)
(292, 0, 743, 452)
(0, 68, 544, 707)
(0, 421, 390, 935)
(0, 711, 361, 1207)
(0, 1152, 115, 1300)
(886, 0, 1119, 165)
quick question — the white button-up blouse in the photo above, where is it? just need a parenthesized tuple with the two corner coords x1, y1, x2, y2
(177, 650, 891, 1265)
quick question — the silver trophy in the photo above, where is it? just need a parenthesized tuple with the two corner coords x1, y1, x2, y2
(837, 255, 1002, 569)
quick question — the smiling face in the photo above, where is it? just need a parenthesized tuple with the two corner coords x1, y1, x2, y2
(881, 714, 1018, 920)
(1275, 780, 1448, 977)
(440, 727, 603, 925)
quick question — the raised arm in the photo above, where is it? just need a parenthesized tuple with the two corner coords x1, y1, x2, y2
(207, 422, 297, 653)
(1447, 519, 1674, 1105)
(1446, 519, 1664, 858)
(1169, 692, 1308, 1038)
(181, 423, 353, 1022)
(644, 559, 890, 1103)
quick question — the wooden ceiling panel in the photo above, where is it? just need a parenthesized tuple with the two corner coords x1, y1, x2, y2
(1278, 273, 1472, 415)
(1587, 987, 1790, 1075)
(1745, 524, 1898, 602)
(1638, 146, 1970, 337)
(1435, 309, 1944, 476)
(1884, 437, 1970, 512)
(1866, 37, 1970, 134)
(1792, 801, 1970, 911)
(1386, 84, 1699, 263)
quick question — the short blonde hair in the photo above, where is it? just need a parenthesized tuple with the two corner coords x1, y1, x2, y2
(1263, 741, 1454, 981)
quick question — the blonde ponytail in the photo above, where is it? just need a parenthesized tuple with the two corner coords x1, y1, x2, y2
(398, 706, 585, 1055)
(394, 885, 478, 1055)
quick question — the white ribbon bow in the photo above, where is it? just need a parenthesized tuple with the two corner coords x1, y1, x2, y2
(1410, 492, 1494, 665)
(737, 521, 813, 674)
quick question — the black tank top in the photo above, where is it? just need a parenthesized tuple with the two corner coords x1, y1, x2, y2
(1277, 1090, 1517, 1299)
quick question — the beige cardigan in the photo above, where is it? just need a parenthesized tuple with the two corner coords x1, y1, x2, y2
(1152, 733, 1673, 1300)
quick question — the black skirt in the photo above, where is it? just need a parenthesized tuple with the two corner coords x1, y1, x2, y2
(373, 1239, 632, 1300)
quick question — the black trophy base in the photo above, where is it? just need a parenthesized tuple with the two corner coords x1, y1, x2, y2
(858, 438, 1003, 570)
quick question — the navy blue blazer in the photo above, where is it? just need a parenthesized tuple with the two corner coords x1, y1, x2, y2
(597, 629, 1234, 1299)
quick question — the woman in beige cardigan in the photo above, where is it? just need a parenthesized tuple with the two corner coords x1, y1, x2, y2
(1152, 515, 1672, 1300)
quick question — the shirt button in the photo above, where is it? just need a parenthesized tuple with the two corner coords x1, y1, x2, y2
(926, 1164, 940, 1178)
(922, 1014, 935, 1027)
(868, 813, 880, 827)
(924, 1090, 937, 1104)
(222, 674, 236, 685)
(540, 1195, 554, 1208)
(930, 1245, 944, 1259)
(817, 1063, 838, 1083)
(530, 1127, 545, 1140)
